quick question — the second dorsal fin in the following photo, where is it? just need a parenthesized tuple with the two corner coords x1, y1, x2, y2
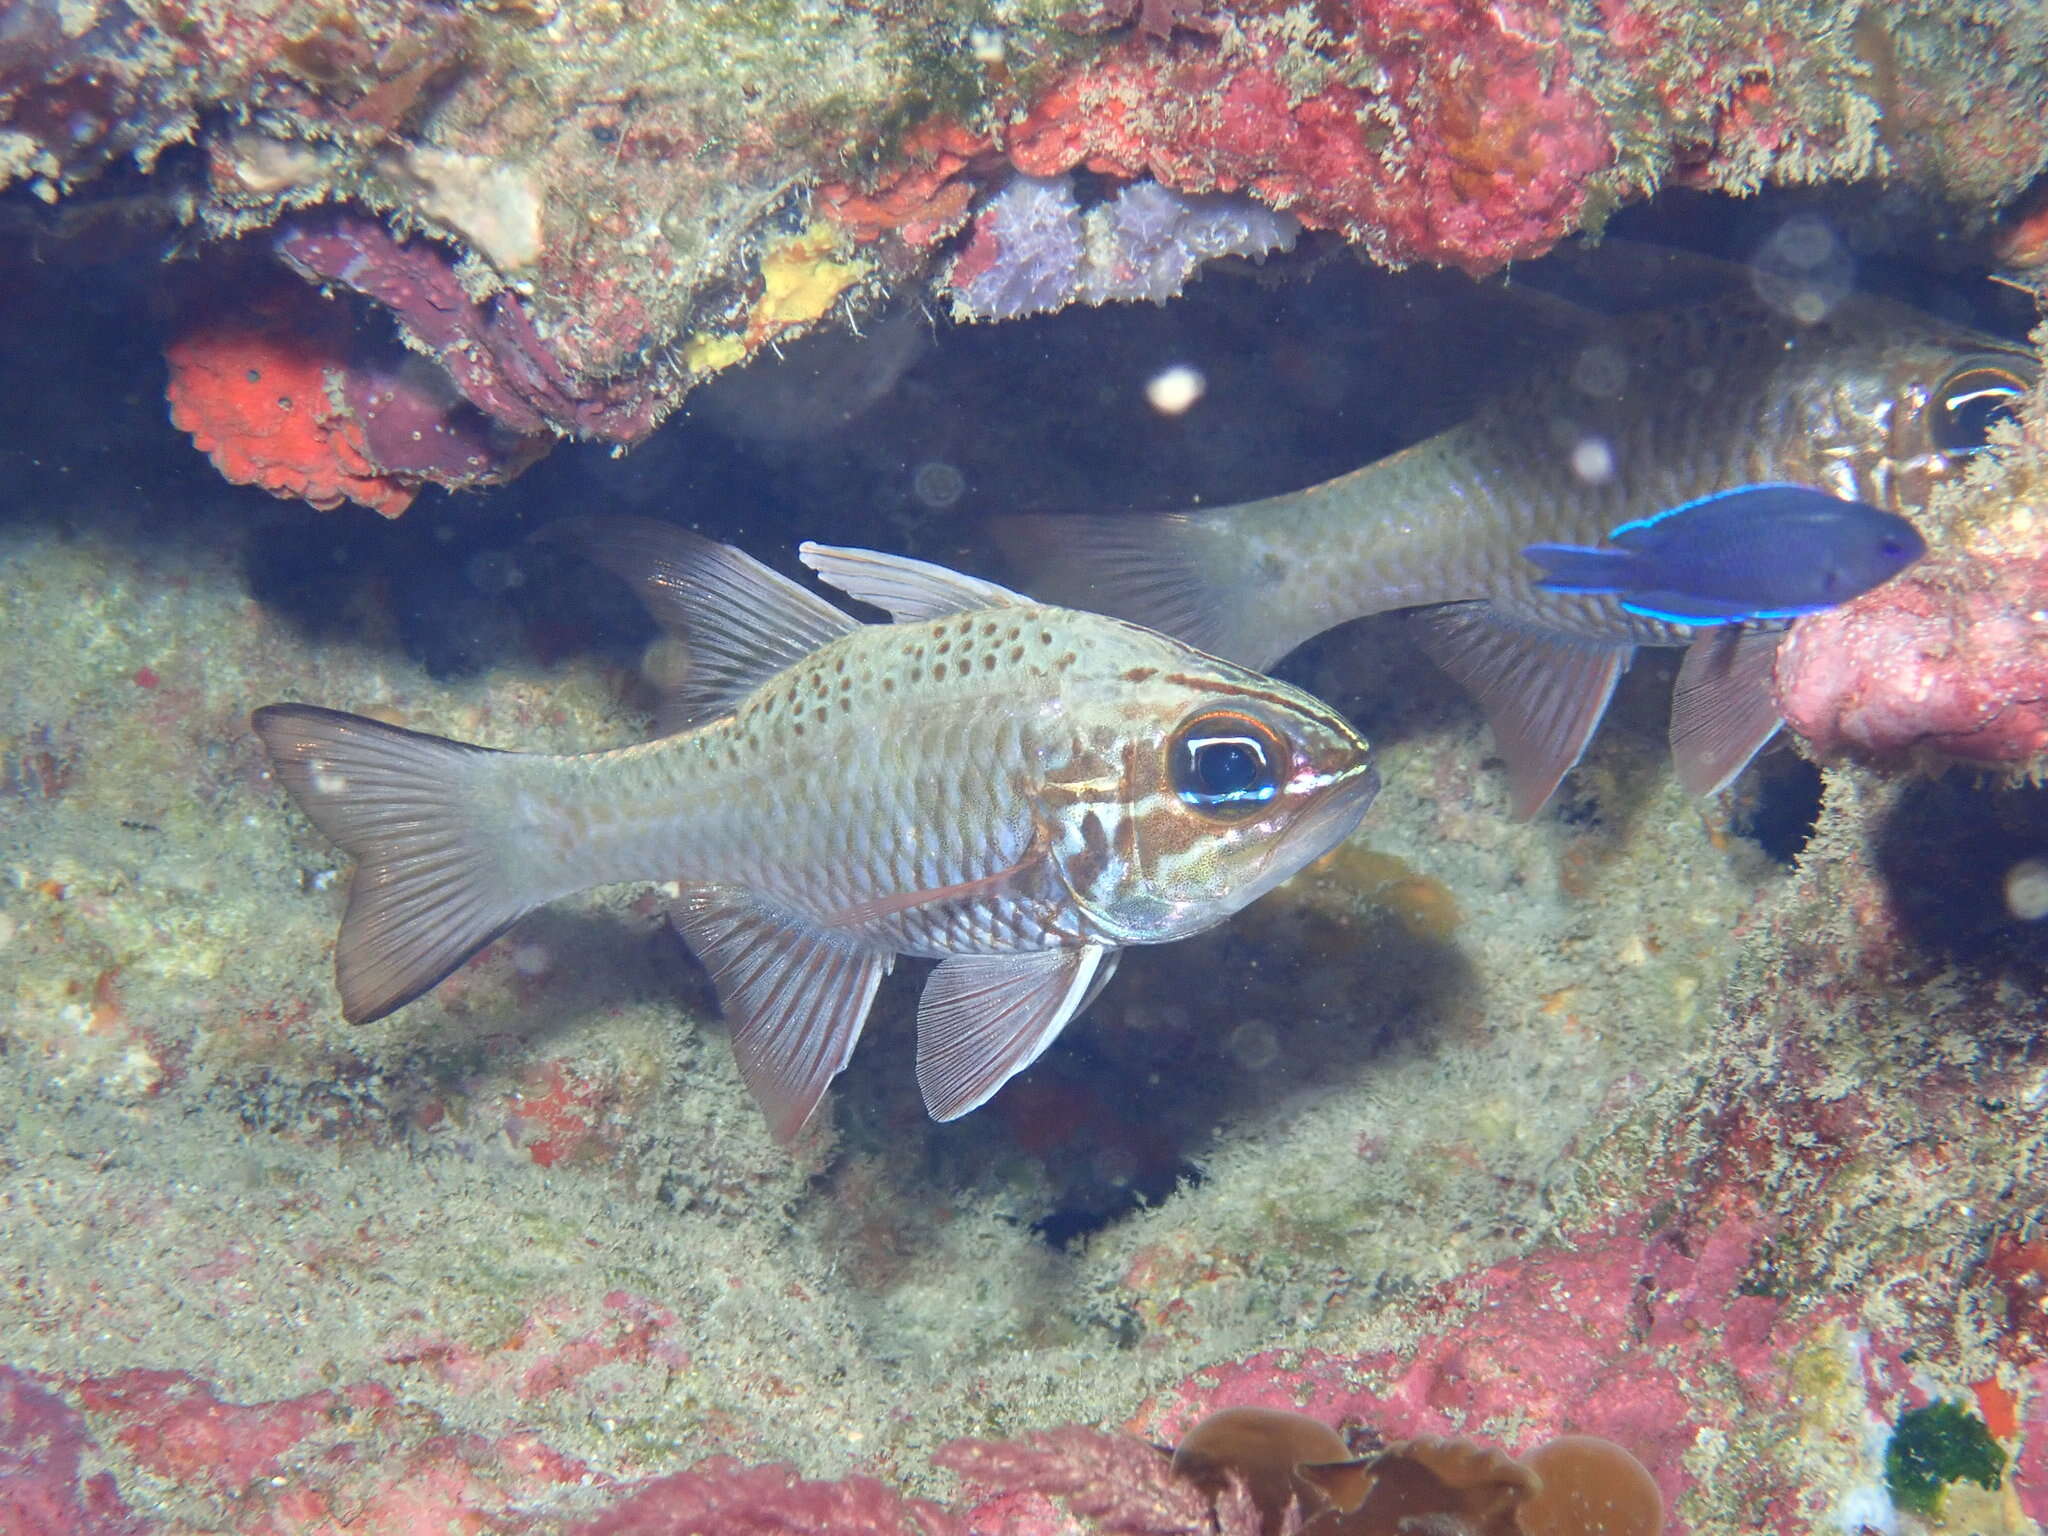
(546, 518, 859, 731)
(799, 542, 1030, 622)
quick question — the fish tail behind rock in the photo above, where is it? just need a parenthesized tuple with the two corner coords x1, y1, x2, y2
(251, 703, 540, 1025)
(989, 511, 1279, 667)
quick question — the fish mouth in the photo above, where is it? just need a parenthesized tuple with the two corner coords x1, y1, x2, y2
(1295, 762, 1382, 856)
(1235, 761, 1383, 910)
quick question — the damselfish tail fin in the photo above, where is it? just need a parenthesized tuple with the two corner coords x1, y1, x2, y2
(251, 704, 538, 1024)
(1520, 542, 1640, 595)
(988, 512, 1285, 668)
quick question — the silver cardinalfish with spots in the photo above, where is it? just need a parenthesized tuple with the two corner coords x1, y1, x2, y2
(251, 520, 1378, 1142)
(1001, 295, 2035, 817)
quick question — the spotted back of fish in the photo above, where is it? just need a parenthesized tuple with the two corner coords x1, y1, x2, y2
(253, 523, 1379, 1141)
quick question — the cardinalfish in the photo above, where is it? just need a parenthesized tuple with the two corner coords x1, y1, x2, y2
(1000, 295, 2036, 816)
(252, 519, 1378, 1142)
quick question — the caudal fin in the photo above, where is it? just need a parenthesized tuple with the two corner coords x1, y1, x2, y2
(1520, 541, 1639, 595)
(988, 512, 1284, 668)
(251, 704, 537, 1023)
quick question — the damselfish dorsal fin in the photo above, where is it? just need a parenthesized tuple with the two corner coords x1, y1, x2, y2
(798, 542, 1031, 622)
(1413, 601, 1633, 820)
(545, 518, 859, 732)
(1670, 625, 1786, 796)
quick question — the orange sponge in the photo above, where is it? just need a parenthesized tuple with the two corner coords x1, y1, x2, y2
(165, 288, 414, 519)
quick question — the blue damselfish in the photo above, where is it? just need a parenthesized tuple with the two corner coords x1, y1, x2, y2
(1520, 484, 1926, 625)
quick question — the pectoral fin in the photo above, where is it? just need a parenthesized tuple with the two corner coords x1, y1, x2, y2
(1670, 626, 1785, 796)
(915, 946, 1117, 1121)
(671, 886, 892, 1142)
(1413, 602, 1632, 820)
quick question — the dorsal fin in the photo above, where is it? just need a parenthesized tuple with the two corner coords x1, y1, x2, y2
(545, 518, 859, 732)
(798, 542, 1030, 622)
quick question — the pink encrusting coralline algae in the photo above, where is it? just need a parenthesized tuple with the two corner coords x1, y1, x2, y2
(1776, 347, 2048, 777)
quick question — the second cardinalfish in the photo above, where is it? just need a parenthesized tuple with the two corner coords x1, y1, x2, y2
(251, 520, 1379, 1142)
(1001, 293, 2035, 817)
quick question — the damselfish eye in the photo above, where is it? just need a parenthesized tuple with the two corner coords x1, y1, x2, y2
(1929, 360, 2031, 456)
(1169, 709, 1289, 818)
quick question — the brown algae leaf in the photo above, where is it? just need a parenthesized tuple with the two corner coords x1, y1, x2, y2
(1169, 1407, 1664, 1536)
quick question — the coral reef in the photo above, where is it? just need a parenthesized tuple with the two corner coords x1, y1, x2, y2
(1885, 1399, 2009, 1518)
(165, 262, 545, 518)
(273, 210, 659, 443)
(6, 0, 2047, 505)
(948, 175, 1298, 321)
(6, 116, 2048, 1531)
(1156, 1407, 1663, 1536)
(165, 283, 418, 520)
(1776, 334, 2048, 777)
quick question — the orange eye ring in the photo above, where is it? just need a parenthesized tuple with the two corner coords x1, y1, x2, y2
(1929, 358, 2032, 457)
(1167, 708, 1291, 820)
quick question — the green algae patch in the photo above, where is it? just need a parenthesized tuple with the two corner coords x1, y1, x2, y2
(1884, 1399, 2007, 1516)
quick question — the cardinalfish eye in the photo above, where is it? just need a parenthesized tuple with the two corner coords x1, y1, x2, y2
(1169, 709, 1289, 818)
(1929, 359, 2031, 456)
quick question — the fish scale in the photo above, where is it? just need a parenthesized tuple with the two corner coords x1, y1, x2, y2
(1003, 291, 2037, 816)
(252, 521, 1378, 1141)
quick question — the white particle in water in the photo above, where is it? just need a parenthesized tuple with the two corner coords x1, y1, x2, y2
(2003, 857, 2048, 921)
(1145, 364, 1206, 416)
(1571, 436, 1615, 484)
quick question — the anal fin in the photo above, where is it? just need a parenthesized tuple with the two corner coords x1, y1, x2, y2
(1412, 602, 1632, 820)
(915, 946, 1117, 1122)
(671, 886, 892, 1142)
(1670, 626, 1785, 796)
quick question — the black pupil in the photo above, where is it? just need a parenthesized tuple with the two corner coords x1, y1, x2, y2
(1935, 372, 2024, 455)
(1176, 733, 1277, 809)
